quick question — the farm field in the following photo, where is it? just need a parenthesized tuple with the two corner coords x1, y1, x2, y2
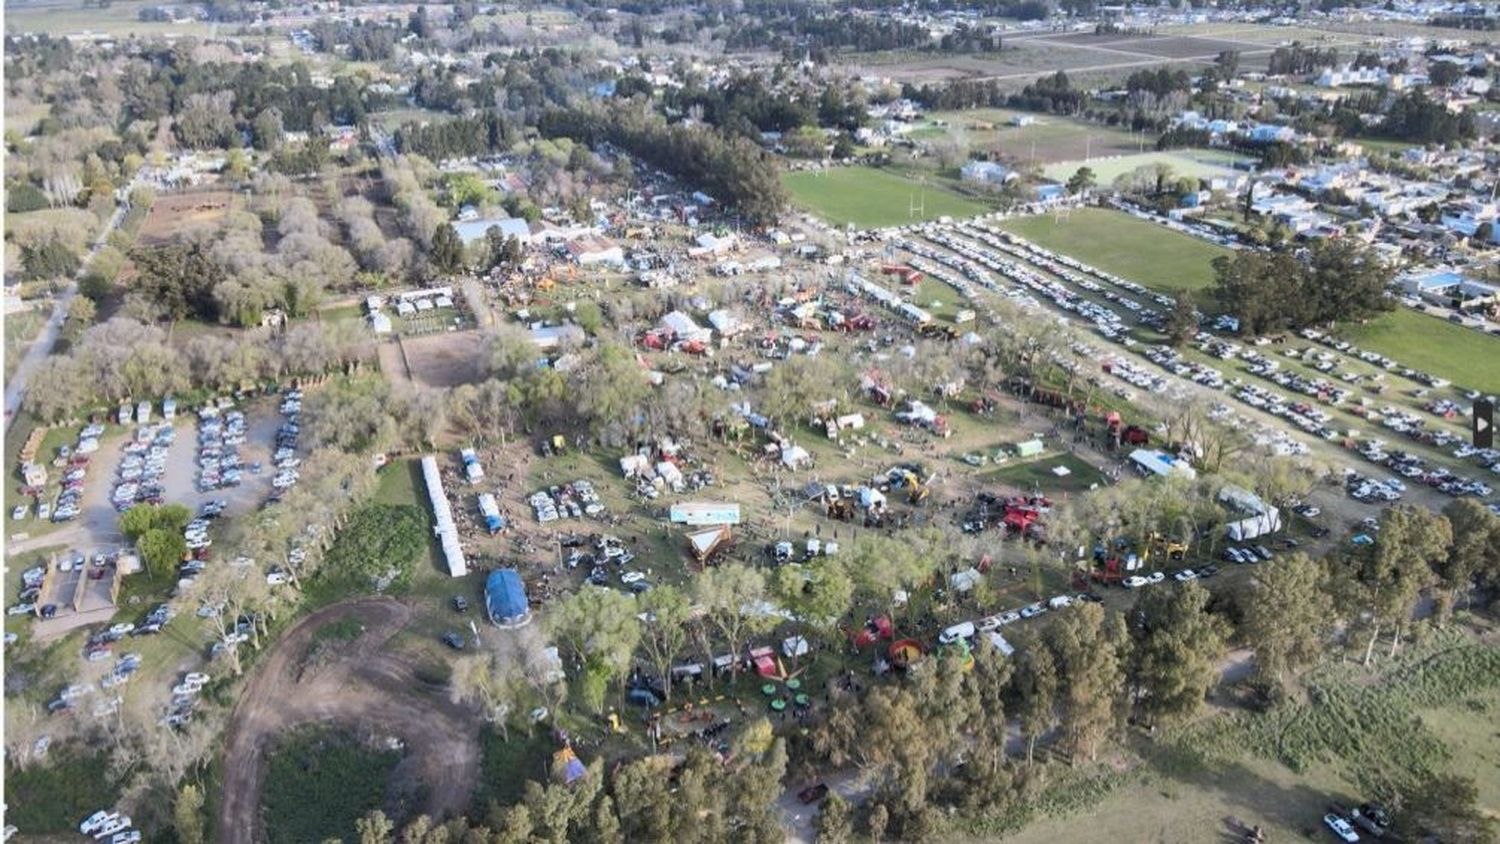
(926, 108, 1145, 165)
(998, 207, 1231, 297)
(135, 191, 237, 246)
(1336, 307, 1500, 395)
(782, 166, 989, 228)
(1041, 148, 1253, 183)
(3, 0, 217, 36)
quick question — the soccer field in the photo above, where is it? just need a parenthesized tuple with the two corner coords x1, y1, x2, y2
(1042, 149, 1253, 183)
(998, 207, 1231, 297)
(1338, 308, 1500, 394)
(781, 167, 989, 229)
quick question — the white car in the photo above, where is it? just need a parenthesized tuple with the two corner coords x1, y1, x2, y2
(111, 831, 142, 844)
(266, 572, 289, 586)
(7, 603, 36, 616)
(1146, 571, 1166, 585)
(1323, 814, 1360, 843)
(184, 672, 210, 686)
(620, 571, 646, 584)
(94, 815, 131, 838)
(1123, 576, 1149, 589)
(80, 811, 116, 835)
(1019, 603, 1047, 619)
(938, 621, 975, 645)
(11, 505, 28, 520)
(1172, 569, 1198, 582)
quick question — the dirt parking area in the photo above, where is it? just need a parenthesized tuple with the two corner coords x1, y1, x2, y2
(136, 190, 235, 246)
(216, 598, 483, 844)
(382, 331, 487, 390)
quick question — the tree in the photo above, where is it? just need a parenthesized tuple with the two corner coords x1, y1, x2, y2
(545, 586, 641, 713)
(1350, 505, 1452, 664)
(356, 809, 395, 844)
(637, 585, 693, 703)
(1048, 603, 1127, 763)
(815, 793, 853, 844)
(173, 783, 205, 844)
(137, 528, 187, 578)
(1435, 499, 1500, 620)
(120, 502, 191, 540)
(1241, 552, 1333, 691)
(21, 237, 81, 280)
(1390, 774, 1495, 843)
(1066, 165, 1096, 195)
(131, 242, 227, 322)
(692, 565, 772, 682)
(1009, 632, 1057, 766)
(1129, 582, 1228, 726)
(1164, 293, 1197, 347)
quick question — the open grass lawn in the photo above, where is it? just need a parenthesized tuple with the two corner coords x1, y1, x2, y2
(926, 108, 1145, 165)
(262, 725, 402, 844)
(1419, 685, 1500, 817)
(5, 310, 44, 381)
(999, 207, 1231, 300)
(475, 727, 557, 810)
(4, 0, 216, 36)
(1337, 308, 1500, 394)
(1041, 148, 1253, 183)
(3, 750, 122, 835)
(781, 166, 989, 229)
(986, 452, 1107, 496)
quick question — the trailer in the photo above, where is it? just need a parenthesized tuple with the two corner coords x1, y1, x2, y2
(477, 493, 505, 535)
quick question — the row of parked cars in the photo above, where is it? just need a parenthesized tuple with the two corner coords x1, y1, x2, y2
(269, 392, 304, 497)
(78, 809, 140, 843)
(196, 407, 249, 493)
(529, 479, 604, 523)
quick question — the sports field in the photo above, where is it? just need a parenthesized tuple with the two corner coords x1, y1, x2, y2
(1338, 308, 1500, 394)
(782, 166, 989, 229)
(926, 109, 1145, 165)
(998, 207, 1230, 296)
(1042, 149, 1253, 183)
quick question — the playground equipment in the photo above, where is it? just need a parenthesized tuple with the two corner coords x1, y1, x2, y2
(887, 639, 924, 670)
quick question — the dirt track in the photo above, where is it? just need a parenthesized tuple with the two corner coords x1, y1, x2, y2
(215, 598, 482, 844)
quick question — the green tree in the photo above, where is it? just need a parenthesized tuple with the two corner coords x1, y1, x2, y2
(1010, 632, 1057, 766)
(1436, 499, 1500, 620)
(1164, 293, 1197, 347)
(1391, 774, 1495, 843)
(1352, 505, 1451, 663)
(173, 783, 205, 844)
(137, 528, 187, 578)
(1066, 165, 1096, 195)
(429, 223, 466, 274)
(815, 793, 853, 844)
(692, 565, 772, 681)
(1241, 552, 1334, 692)
(21, 238, 80, 280)
(545, 586, 641, 713)
(1129, 582, 1228, 726)
(1049, 602, 1128, 763)
(637, 585, 693, 703)
(355, 809, 394, 844)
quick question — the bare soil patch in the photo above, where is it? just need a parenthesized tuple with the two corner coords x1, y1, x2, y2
(136, 190, 234, 246)
(215, 598, 483, 844)
(388, 331, 487, 390)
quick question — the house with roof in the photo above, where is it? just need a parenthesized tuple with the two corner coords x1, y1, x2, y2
(1245, 124, 1297, 144)
(564, 234, 625, 267)
(960, 160, 1015, 186)
(454, 216, 532, 246)
(1401, 268, 1500, 307)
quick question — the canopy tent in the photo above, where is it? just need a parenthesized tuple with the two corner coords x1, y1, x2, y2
(485, 569, 531, 627)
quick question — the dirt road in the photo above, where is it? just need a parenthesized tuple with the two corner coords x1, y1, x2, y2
(215, 598, 483, 844)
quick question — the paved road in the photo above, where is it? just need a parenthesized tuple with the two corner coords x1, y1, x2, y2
(4, 195, 131, 431)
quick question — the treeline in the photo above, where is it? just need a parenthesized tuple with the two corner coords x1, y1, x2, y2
(723, 10, 933, 54)
(1211, 239, 1393, 335)
(22, 317, 376, 424)
(1266, 42, 1341, 75)
(539, 104, 785, 226)
(664, 75, 816, 136)
(1381, 90, 1476, 144)
(308, 19, 404, 61)
(1124, 67, 1192, 97)
(394, 112, 516, 160)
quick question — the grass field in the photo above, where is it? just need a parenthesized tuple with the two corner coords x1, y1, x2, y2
(781, 166, 989, 228)
(1041, 148, 1253, 183)
(5, 310, 44, 381)
(926, 108, 1146, 166)
(987, 452, 1108, 495)
(4, 0, 217, 36)
(999, 207, 1231, 298)
(262, 725, 402, 844)
(1338, 308, 1500, 394)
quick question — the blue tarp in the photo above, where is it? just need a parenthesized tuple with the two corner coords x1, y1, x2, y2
(486, 569, 529, 625)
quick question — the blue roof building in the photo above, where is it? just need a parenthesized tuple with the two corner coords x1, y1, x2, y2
(486, 569, 531, 627)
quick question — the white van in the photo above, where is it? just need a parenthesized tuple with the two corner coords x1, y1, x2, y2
(939, 621, 975, 646)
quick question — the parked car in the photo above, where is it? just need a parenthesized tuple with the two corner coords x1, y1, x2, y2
(452, 596, 469, 613)
(441, 632, 465, 650)
(1323, 813, 1360, 843)
(797, 783, 830, 805)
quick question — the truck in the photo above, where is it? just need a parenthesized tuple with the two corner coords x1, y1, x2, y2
(477, 493, 504, 535)
(460, 448, 484, 484)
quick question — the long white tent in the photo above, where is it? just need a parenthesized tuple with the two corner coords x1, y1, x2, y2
(421, 455, 468, 577)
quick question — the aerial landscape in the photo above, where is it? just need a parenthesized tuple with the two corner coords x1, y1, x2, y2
(3, 0, 1500, 841)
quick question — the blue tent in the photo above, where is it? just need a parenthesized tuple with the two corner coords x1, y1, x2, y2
(485, 569, 530, 627)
